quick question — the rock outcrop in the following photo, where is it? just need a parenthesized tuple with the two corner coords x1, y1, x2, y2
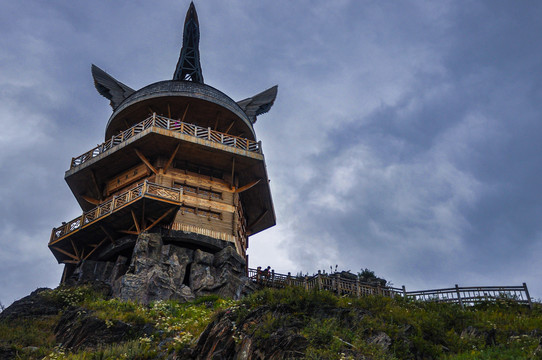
(65, 231, 254, 304)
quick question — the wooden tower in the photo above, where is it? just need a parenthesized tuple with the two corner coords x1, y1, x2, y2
(48, 3, 277, 282)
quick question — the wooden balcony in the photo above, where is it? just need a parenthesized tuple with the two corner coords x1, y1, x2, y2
(49, 181, 182, 263)
(71, 114, 261, 169)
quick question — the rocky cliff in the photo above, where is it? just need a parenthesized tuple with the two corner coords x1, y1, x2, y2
(65, 232, 254, 304)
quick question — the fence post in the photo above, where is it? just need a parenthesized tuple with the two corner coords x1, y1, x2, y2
(317, 270, 322, 290)
(152, 112, 156, 125)
(523, 283, 533, 309)
(287, 272, 291, 286)
(304, 275, 309, 291)
(208, 127, 211, 140)
(356, 279, 361, 298)
(271, 270, 275, 287)
(455, 284, 464, 309)
(332, 276, 336, 294)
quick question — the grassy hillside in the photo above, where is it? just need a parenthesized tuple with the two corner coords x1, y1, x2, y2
(1, 285, 541, 359)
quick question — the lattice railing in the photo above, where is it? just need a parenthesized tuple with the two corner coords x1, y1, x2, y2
(71, 114, 261, 168)
(50, 181, 180, 243)
(248, 268, 532, 307)
(170, 223, 236, 243)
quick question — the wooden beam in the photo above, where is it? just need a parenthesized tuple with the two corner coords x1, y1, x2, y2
(83, 238, 107, 260)
(235, 178, 261, 193)
(61, 265, 69, 283)
(81, 195, 100, 205)
(213, 114, 219, 131)
(141, 200, 146, 230)
(119, 230, 140, 235)
(131, 210, 141, 234)
(143, 207, 176, 232)
(224, 121, 235, 134)
(51, 246, 79, 261)
(181, 104, 190, 123)
(90, 170, 103, 200)
(230, 157, 235, 189)
(63, 260, 80, 264)
(99, 225, 115, 244)
(248, 209, 268, 230)
(163, 143, 181, 174)
(135, 149, 158, 175)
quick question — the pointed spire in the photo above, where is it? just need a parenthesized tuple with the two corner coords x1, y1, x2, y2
(173, 2, 204, 83)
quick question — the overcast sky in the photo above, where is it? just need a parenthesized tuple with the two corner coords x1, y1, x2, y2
(1, 0, 542, 306)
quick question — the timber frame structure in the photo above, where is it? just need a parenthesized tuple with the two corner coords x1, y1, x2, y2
(49, 2, 278, 281)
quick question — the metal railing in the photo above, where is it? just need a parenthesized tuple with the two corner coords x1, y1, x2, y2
(71, 113, 261, 168)
(50, 181, 182, 244)
(248, 268, 532, 308)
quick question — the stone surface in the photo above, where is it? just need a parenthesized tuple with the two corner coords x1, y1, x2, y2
(193, 306, 309, 360)
(55, 307, 145, 349)
(64, 231, 253, 304)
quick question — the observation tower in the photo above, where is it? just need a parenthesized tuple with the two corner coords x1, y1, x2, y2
(48, 3, 277, 284)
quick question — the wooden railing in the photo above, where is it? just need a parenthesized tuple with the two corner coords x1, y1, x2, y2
(50, 181, 182, 243)
(248, 268, 403, 298)
(71, 113, 261, 168)
(248, 268, 532, 308)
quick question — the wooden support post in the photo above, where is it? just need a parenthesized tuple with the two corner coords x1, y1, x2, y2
(213, 114, 219, 131)
(304, 275, 309, 291)
(143, 207, 176, 232)
(317, 270, 323, 290)
(402, 285, 407, 298)
(141, 199, 147, 230)
(271, 270, 275, 286)
(135, 149, 158, 175)
(61, 265, 69, 284)
(51, 246, 79, 261)
(523, 283, 532, 309)
(287, 272, 291, 286)
(180, 104, 190, 123)
(167, 103, 171, 118)
(131, 210, 141, 234)
(70, 240, 80, 260)
(230, 157, 235, 189)
(455, 284, 464, 309)
(99, 225, 115, 244)
(83, 238, 107, 260)
(256, 266, 261, 283)
(224, 121, 235, 134)
(90, 170, 103, 201)
(163, 143, 180, 174)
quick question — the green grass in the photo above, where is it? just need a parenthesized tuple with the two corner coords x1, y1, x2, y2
(1, 285, 541, 359)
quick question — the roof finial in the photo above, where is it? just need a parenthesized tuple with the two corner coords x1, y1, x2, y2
(173, 2, 204, 83)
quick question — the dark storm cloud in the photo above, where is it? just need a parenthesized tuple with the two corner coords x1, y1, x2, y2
(1, 0, 542, 305)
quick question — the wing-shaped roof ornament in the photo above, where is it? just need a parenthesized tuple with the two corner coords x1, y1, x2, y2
(237, 85, 278, 124)
(91, 64, 135, 110)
